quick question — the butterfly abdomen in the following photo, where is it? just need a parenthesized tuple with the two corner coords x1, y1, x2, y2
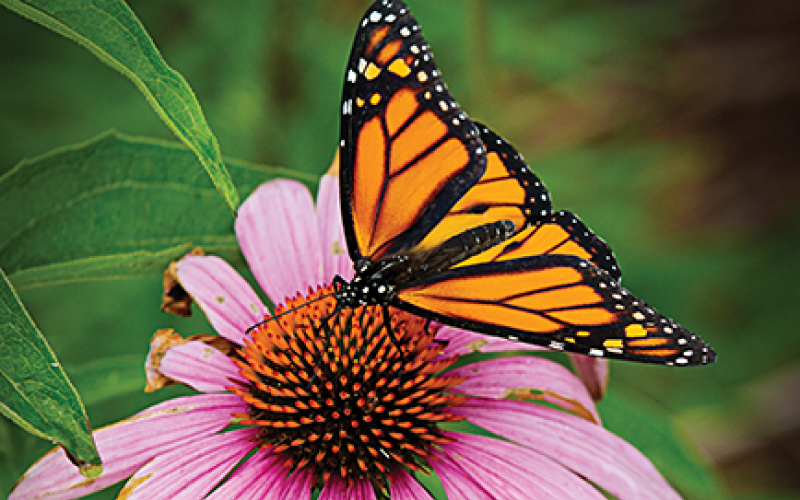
(388, 220, 517, 287)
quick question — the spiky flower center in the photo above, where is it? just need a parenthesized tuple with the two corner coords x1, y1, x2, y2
(230, 285, 466, 486)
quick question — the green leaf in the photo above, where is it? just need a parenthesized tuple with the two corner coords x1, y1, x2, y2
(0, 268, 101, 474)
(0, 0, 240, 212)
(599, 389, 727, 500)
(0, 131, 315, 290)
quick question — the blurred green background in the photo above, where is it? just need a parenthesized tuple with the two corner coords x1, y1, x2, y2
(1, 0, 799, 499)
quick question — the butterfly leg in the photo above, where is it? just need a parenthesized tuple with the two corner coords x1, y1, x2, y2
(380, 304, 407, 381)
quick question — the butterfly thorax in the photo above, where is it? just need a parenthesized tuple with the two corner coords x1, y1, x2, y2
(333, 259, 398, 308)
(334, 220, 516, 308)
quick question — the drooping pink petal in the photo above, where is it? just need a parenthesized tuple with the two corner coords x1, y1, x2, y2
(318, 476, 376, 500)
(453, 398, 683, 500)
(435, 325, 544, 358)
(317, 173, 353, 283)
(10, 394, 244, 500)
(448, 356, 600, 423)
(236, 179, 324, 305)
(389, 468, 434, 500)
(157, 340, 245, 393)
(429, 453, 493, 500)
(264, 466, 313, 500)
(176, 255, 269, 345)
(568, 353, 609, 401)
(118, 427, 256, 500)
(440, 431, 607, 500)
(204, 453, 277, 500)
(207, 450, 310, 500)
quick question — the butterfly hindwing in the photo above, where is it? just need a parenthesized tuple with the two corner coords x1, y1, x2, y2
(340, 2, 486, 262)
(395, 255, 714, 365)
(458, 210, 622, 281)
(475, 122, 552, 224)
(413, 122, 554, 252)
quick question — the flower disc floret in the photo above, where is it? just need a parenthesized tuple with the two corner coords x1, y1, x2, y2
(229, 285, 467, 485)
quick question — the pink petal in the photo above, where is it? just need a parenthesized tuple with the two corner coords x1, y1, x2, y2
(176, 255, 269, 344)
(119, 427, 256, 500)
(264, 467, 313, 500)
(11, 394, 244, 500)
(453, 399, 682, 500)
(317, 173, 354, 283)
(158, 340, 245, 393)
(448, 356, 600, 423)
(435, 325, 545, 358)
(204, 454, 281, 500)
(429, 453, 494, 500)
(319, 476, 375, 500)
(568, 353, 609, 401)
(236, 179, 323, 305)
(206, 451, 314, 500)
(440, 431, 607, 500)
(390, 468, 434, 500)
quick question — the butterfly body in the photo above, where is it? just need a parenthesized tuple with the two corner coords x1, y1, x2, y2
(334, 220, 517, 308)
(333, 0, 715, 366)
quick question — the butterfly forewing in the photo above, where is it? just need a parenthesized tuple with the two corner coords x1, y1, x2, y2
(340, 2, 487, 262)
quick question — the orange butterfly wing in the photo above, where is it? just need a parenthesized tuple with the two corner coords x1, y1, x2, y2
(459, 210, 621, 281)
(396, 255, 714, 365)
(339, 10, 550, 262)
(340, 7, 483, 262)
(413, 123, 553, 252)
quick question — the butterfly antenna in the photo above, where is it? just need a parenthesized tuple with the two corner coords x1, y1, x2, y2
(244, 291, 338, 336)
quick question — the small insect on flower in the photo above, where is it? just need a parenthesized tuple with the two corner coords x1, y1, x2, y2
(333, 0, 716, 367)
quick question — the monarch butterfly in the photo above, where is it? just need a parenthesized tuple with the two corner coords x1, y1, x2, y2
(332, 0, 715, 366)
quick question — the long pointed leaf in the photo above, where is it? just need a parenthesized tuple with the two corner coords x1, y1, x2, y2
(0, 131, 315, 290)
(0, 0, 240, 212)
(0, 268, 101, 475)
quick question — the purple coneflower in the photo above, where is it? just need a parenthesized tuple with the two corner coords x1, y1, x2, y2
(11, 173, 682, 500)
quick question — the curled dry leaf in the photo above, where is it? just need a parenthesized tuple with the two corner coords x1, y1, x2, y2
(145, 329, 238, 393)
(145, 329, 188, 392)
(161, 247, 205, 317)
